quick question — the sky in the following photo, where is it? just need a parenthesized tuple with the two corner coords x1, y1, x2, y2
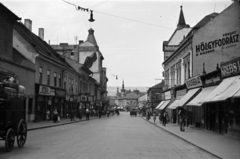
(1, 0, 233, 88)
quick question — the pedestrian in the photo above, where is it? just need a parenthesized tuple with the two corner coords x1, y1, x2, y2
(159, 112, 162, 124)
(78, 108, 82, 120)
(99, 110, 102, 118)
(53, 109, 58, 123)
(162, 111, 167, 126)
(46, 110, 50, 121)
(153, 111, 156, 124)
(179, 109, 185, 131)
(70, 110, 75, 121)
(86, 108, 90, 120)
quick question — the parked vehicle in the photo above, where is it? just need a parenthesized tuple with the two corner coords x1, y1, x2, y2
(0, 73, 27, 152)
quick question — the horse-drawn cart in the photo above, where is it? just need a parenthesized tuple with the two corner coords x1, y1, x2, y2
(0, 73, 27, 152)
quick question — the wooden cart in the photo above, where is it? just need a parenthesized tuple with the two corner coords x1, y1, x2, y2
(0, 81, 27, 152)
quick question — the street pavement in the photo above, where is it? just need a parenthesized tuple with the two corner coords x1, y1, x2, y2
(0, 112, 219, 159)
(143, 115, 240, 159)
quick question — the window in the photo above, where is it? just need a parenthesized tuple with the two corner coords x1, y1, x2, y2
(69, 78, 71, 92)
(176, 61, 181, 85)
(75, 81, 78, 93)
(170, 65, 175, 87)
(39, 67, 42, 84)
(71, 79, 74, 93)
(64, 76, 67, 90)
(59, 74, 62, 88)
(54, 72, 57, 87)
(47, 70, 50, 85)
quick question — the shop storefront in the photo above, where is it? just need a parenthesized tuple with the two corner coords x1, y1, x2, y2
(35, 84, 66, 121)
(200, 57, 240, 135)
(167, 85, 187, 123)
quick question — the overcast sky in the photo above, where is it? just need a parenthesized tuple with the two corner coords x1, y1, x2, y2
(2, 0, 232, 88)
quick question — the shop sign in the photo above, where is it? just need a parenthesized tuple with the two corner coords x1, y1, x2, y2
(56, 89, 66, 97)
(185, 75, 203, 89)
(163, 45, 178, 52)
(221, 57, 240, 78)
(165, 91, 171, 100)
(88, 96, 92, 102)
(77, 96, 81, 103)
(50, 89, 55, 96)
(66, 94, 70, 101)
(176, 89, 187, 100)
(39, 85, 50, 95)
(73, 95, 77, 101)
(81, 95, 87, 101)
(195, 30, 239, 57)
(205, 75, 221, 86)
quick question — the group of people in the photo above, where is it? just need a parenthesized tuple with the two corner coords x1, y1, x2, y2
(46, 109, 60, 123)
(147, 109, 186, 132)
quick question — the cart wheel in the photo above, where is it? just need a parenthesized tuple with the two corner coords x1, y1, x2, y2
(17, 119, 27, 148)
(5, 128, 15, 152)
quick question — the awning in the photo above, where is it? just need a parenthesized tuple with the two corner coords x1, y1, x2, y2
(155, 101, 165, 109)
(203, 75, 240, 103)
(168, 88, 200, 109)
(233, 89, 240, 98)
(159, 100, 171, 110)
(187, 86, 217, 106)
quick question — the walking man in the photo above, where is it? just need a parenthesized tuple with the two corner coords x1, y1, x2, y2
(179, 109, 185, 131)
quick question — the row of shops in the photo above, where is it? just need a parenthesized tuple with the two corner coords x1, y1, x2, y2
(155, 57, 240, 135)
(34, 84, 104, 121)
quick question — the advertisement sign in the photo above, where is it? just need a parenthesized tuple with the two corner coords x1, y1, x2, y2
(221, 57, 240, 78)
(39, 85, 50, 95)
(81, 95, 87, 102)
(56, 89, 66, 97)
(185, 75, 203, 89)
(176, 89, 187, 100)
(204, 74, 221, 86)
(165, 91, 171, 100)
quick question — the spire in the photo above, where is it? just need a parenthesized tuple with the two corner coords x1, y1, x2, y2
(121, 79, 125, 93)
(177, 6, 190, 29)
(86, 28, 98, 46)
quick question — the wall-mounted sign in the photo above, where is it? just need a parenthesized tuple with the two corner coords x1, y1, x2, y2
(221, 57, 240, 78)
(205, 75, 221, 86)
(165, 91, 171, 100)
(163, 45, 178, 52)
(185, 75, 203, 89)
(81, 95, 87, 101)
(66, 94, 70, 101)
(195, 31, 239, 57)
(176, 89, 187, 100)
(77, 96, 81, 103)
(39, 85, 50, 95)
(50, 89, 55, 96)
(56, 89, 66, 97)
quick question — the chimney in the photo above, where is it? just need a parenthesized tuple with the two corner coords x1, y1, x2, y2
(24, 19, 32, 32)
(38, 28, 44, 40)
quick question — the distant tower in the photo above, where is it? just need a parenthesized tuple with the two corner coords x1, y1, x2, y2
(116, 87, 121, 97)
(121, 79, 126, 96)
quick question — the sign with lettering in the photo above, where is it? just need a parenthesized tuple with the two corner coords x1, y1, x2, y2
(39, 85, 50, 95)
(176, 89, 187, 100)
(56, 89, 66, 97)
(81, 95, 87, 101)
(185, 75, 203, 89)
(165, 91, 171, 100)
(221, 57, 240, 78)
(204, 75, 221, 86)
(195, 31, 239, 57)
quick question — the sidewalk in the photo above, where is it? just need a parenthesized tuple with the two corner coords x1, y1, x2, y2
(142, 116, 240, 159)
(27, 116, 99, 131)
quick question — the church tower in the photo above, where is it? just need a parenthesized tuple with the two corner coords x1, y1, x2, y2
(121, 79, 126, 96)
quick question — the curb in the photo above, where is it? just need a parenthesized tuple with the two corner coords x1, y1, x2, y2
(27, 116, 101, 131)
(141, 117, 222, 159)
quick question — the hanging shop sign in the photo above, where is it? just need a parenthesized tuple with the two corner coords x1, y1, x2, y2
(81, 95, 87, 102)
(185, 75, 203, 89)
(221, 57, 240, 78)
(165, 91, 171, 100)
(195, 30, 239, 57)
